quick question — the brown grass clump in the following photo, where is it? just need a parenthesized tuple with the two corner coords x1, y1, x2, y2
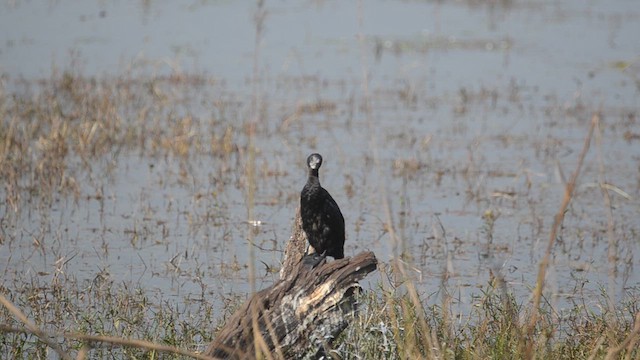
(0, 71, 240, 214)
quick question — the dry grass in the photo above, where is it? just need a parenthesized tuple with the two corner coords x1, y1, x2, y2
(0, 277, 219, 358)
(1, 61, 638, 358)
(0, 70, 242, 215)
(1, 269, 638, 359)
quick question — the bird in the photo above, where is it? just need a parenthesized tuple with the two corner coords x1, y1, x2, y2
(300, 153, 345, 259)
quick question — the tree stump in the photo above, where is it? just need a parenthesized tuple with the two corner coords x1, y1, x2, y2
(279, 207, 307, 280)
(205, 210, 377, 359)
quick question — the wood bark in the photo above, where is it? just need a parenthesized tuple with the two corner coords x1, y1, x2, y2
(279, 207, 307, 280)
(205, 211, 377, 359)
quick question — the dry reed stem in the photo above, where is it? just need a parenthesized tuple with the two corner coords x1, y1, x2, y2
(250, 303, 275, 360)
(248, 2, 266, 357)
(594, 116, 619, 316)
(76, 344, 91, 360)
(356, 0, 439, 356)
(246, 0, 266, 297)
(0, 324, 216, 360)
(0, 294, 72, 360)
(604, 312, 640, 360)
(525, 113, 598, 358)
(365, 82, 439, 358)
(261, 301, 285, 360)
(586, 335, 607, 360)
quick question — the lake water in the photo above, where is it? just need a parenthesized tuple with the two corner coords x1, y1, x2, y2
(1, 0, 639, 321)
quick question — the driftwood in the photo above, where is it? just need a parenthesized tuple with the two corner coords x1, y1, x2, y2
(205, 209, 377, 359)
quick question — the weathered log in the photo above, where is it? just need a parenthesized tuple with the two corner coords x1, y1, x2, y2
(205, 250, 377, 359)
(279, 207, 307, 280)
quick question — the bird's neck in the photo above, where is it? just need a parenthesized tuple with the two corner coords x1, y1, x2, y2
(307, 170, 320, 184)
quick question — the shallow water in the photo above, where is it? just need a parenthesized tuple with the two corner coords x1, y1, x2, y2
(1, 0, 639, 321)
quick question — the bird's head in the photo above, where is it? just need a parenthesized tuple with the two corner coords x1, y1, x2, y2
(307, 153, 323, 170)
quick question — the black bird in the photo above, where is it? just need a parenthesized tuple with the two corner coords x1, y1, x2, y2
(300, 153, 345, 259)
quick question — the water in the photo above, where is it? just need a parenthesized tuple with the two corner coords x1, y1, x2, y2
(1, 0, 639, 320)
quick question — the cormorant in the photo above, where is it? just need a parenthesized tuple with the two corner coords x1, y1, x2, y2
(300, 153, 345, 259)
